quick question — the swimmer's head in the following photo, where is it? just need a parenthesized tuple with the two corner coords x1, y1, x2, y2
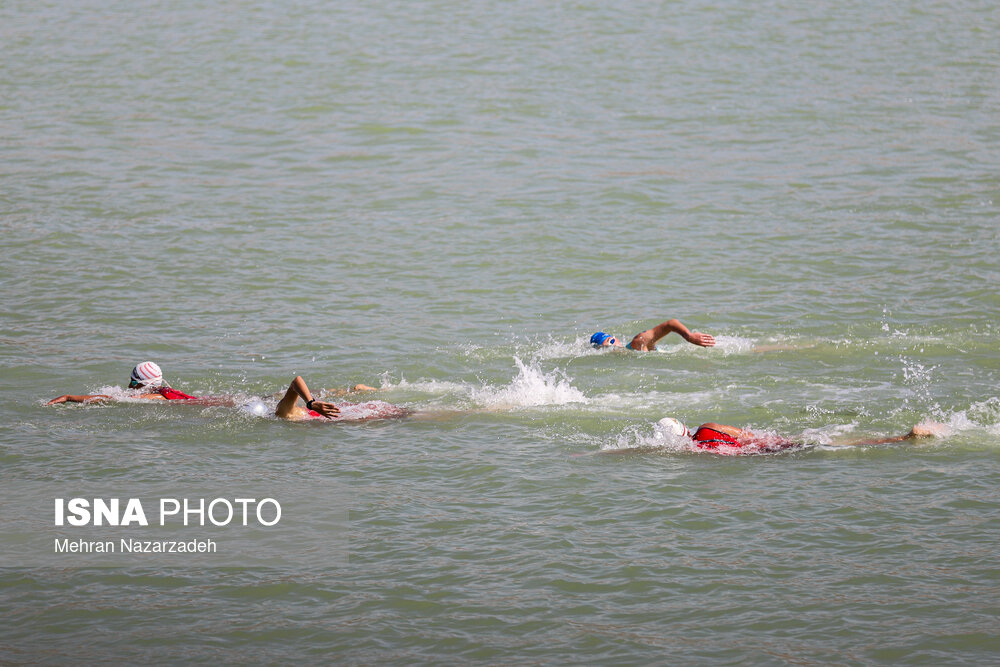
(129, 361, 163, 389)
(590, 332, 620, 348)
(658, 417, 690, 438)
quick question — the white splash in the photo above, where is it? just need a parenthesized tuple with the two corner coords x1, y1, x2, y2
(600, 420, 695, 452)
(938, 397, 1000, 437)
(893, 355, 942, 417)
(241, 400, 270, 417)
(470, 357, 587, 408)
(373, 358, 587, 409)
(711, 335, 757, 355)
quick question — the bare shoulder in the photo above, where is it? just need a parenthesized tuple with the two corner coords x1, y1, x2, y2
(628, 332, 653, 351)
(699, 423, 747, 438)
(277, 404, 309, 420)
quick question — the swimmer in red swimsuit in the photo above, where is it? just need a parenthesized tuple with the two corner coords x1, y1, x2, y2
(47, 361, 206, 404)
(688, 421, 947, 453)
(590, 318, 715, 351)
(48, 362, 377, 417)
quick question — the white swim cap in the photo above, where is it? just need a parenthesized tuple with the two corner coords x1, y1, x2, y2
(658, 417, 690, 438)
(129, 361, 163, 388)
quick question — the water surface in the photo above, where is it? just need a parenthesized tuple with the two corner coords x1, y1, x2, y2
(1, 0, 998, 663)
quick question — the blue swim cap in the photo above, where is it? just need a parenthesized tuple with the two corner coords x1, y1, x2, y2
(590, 332, 612, 348)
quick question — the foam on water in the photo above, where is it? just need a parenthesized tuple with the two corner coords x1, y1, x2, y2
(939, 396, 1000, 439)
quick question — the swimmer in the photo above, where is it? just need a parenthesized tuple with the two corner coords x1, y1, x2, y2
(274, 376, 403, 421)
(275, 376, 340, 420)
(591, 318, 715, 351)
(47, 363, 377, 415)
(655, 417, 948, 454)
(47, 361, 204, 404)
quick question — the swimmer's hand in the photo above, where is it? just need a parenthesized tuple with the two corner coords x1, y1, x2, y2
(687, 332, 716, 347)
(909, 421, 950, 438)
(353, 384, 377, 392)
(309, 401, 340, 419)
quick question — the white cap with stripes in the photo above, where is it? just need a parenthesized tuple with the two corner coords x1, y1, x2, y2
(129, 361, 163, 388)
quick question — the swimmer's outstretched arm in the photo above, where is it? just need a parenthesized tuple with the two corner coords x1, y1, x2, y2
(47, 394, 111, 405)
(48, 392, 232, 406)
(629, 319, 715, 351)
(324, 384, 378, 397)
(275, 376, 339, 420)
(704, 422, 947, 447)
(836, 422, 948, 447)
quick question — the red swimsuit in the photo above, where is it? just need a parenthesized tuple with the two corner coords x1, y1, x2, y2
(691, 426, 740, 450)
(692, 425, 799, 454)
(156, 386, 198, 400)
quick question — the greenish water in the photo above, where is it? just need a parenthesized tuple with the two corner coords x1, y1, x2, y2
(2, 0, 998, 663)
